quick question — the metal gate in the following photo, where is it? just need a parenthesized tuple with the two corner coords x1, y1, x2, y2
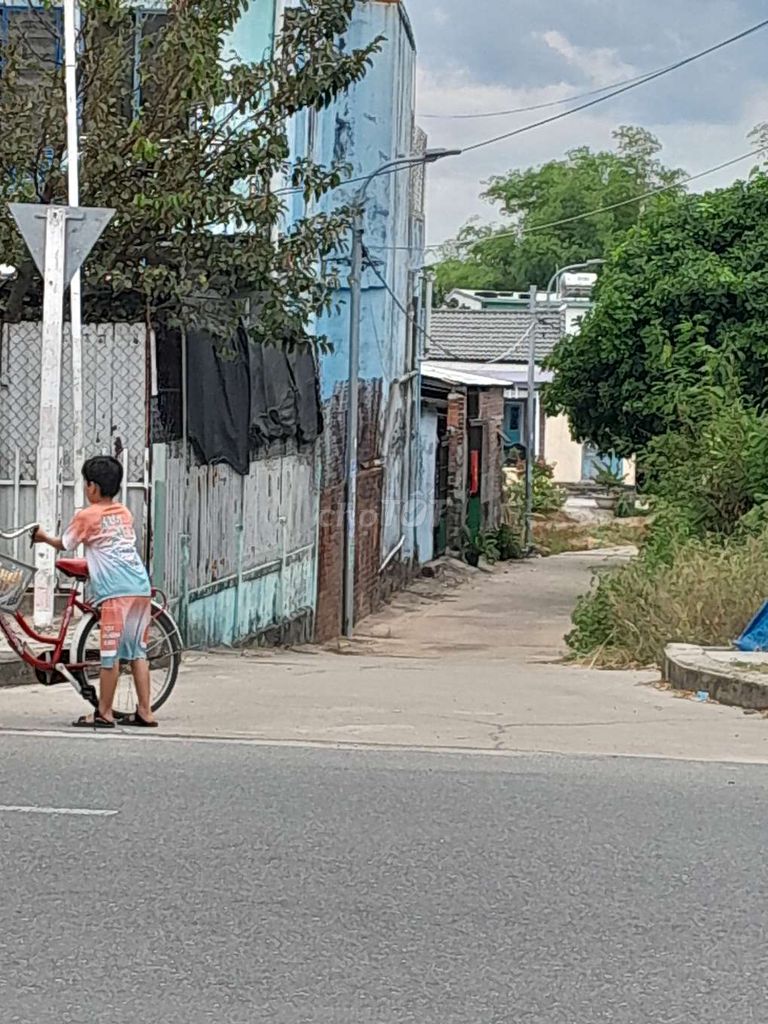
(0, 321, 147, 558)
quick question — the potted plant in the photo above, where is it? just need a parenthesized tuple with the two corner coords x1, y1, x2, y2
(461, 528, 500, 567)
(594, 466, 626, 511)
(461, 527, 482, 567)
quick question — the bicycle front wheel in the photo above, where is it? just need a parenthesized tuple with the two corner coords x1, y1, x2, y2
(75, 605, 182, 718)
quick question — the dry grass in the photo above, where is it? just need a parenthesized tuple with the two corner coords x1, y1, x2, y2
(571, 531, 768, 668)
(534, 516, 649, 556)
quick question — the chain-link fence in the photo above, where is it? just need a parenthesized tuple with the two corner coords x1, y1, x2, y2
(0, 321, 147, 556)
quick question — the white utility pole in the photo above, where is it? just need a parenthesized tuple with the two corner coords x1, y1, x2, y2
(64, 0, 84, 511)
(10, 203, 113, 631)
(34, 208, 68, 627)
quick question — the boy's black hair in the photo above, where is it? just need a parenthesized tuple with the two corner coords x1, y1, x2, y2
(82, 456, 123, 499)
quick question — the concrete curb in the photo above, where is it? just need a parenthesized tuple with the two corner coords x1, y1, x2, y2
(663, 643, 768, 711)
(0, 656, 35, 689)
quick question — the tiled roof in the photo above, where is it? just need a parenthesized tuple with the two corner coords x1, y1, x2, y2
(428, 308, 565, 363)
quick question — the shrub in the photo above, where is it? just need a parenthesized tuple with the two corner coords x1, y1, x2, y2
(567, 528, 768, 667)
(461, 527, 501, 566)
(566, 401, 768, 666)
(643, 402, 768, 538)
(506, 460, 567, 516)
(494, 523, 524, 561)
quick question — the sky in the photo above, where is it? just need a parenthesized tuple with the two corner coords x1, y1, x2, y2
(405, 0, 768, 247)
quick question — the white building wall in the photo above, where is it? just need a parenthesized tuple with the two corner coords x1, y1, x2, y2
(545, 415, 584, 484)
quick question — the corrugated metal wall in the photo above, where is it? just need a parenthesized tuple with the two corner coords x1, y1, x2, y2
(158, 446, 320, 648)
(0, 319, 321, 647)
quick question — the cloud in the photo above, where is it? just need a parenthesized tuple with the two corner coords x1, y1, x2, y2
(538, 30, 637, 88)
(417, 65, 767, 248)
(405, 0, 768, 246)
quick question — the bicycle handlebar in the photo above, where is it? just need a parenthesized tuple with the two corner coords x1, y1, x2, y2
(0, 523, 38, 541)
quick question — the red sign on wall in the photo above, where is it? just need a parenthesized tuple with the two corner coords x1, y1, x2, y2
(470, 450, 480, 496)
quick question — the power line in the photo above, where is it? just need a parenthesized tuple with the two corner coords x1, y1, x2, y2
(364, 145, 765, 253)
(361, 244, 461, 360)
(273, 19, 768, 207)
(272, 161, 421, 199)
(461, 18, 768, 154)
(420, 19, 767, 121)
(449, 146, 765, 249)
(420, 68, 686, 121)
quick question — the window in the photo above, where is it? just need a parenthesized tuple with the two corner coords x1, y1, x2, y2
(0, 5, 170, 117)
(0, 5, 63, 88)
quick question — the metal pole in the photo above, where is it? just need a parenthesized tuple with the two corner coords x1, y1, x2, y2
(524, 284, 538, 553)
(34, 207, 68, 627)
(64, 0, 84, 509)
(343, 207, 364, 637)
(400, 272, 415, 553)
(12, 447, 20, 561)
(413, 270, 434, 557)
(339, 151, 459, 636)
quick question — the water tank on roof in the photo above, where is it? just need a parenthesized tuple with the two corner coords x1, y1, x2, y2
(559, 272, 598, 298)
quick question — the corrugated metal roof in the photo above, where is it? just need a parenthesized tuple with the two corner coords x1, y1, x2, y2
(424, 361, 553, 387)
(428, 308, 565, 363)
(421, 362, 510, 388)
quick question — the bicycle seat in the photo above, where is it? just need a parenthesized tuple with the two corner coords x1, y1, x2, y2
(56, 558, 89, 581)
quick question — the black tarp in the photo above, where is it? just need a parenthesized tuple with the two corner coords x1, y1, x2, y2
(186, 323, 251, 475)
(152, 319, 323, 475)
(288, 346, 323, 445)
(249, 343, 297, 446)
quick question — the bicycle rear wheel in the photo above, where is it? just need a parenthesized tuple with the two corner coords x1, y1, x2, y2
(75, 605, 182, 718)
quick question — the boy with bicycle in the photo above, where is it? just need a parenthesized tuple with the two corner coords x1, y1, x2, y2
(33, 455, 158, 730)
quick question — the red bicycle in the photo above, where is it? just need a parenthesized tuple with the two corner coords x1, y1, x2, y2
(0, 524, 182, 717)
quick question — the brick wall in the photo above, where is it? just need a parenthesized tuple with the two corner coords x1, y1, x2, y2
(355, 466, 384, 622)
(440, 386, 505, 551)
(315, 482, 346, 642)
(446, 390, 467, 551)
(315, 380, 386, 641)
(479, 387, 505, 529)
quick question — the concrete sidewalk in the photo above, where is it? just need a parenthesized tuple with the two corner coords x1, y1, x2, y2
(2, 552, 768, 762)
(664, 643, 768, 710)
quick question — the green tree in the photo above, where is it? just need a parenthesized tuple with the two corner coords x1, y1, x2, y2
(433, 126, 685, 302)
(0, 0, 380, 342)
(543, 171, 768, 457)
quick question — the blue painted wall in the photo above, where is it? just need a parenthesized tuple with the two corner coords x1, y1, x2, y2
(291, 3, 421, 397)
(222, 0, 277, 63)
(289, 2, 424, 560)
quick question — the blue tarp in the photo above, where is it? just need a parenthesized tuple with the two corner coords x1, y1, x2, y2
(735, 600, 768, 652)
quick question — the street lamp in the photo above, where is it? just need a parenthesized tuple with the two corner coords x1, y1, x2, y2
(343, 147, 461, 637)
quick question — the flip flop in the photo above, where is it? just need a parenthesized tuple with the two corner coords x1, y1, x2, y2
(72, 712, 116, 730)
(124, 713, 159, 729)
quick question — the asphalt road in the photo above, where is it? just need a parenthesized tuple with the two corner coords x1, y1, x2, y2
(2, 734, 768, 1023)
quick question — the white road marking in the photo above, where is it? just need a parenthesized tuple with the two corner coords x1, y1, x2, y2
(0, 804, 117, 817)
(0, 727, 767, 765)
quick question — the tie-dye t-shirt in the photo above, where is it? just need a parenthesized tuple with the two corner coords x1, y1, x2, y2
(62, 502, 151, 605)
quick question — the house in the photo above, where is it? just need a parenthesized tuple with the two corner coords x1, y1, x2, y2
(444, 285, 593, 340)
(0, 0, 434, 646)
(418, 364, 505, 562)
(428, 302, 635, 486)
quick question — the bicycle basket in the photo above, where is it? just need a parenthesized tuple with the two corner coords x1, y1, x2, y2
(0, 553, 35, 613)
